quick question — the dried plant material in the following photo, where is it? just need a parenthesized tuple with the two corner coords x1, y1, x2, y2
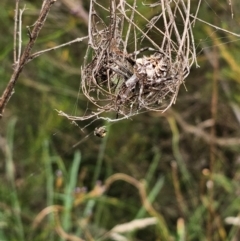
(110, 217, 157, 233)
(108, 233, 128, 241)
(32, 205, 63, 229)
(105, 218, 158, 241)
(0, 0, 57, 118)
(225, 217, 240, 226)
(58, 0, 200, 122)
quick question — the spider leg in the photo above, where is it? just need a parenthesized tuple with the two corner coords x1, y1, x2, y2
(108, 66, 129, 79)
(128, 47, 163, 58)
(114, 60, 133, 77)
(138, 79, 144, 106)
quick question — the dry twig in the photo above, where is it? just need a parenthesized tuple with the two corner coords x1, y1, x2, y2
(167, 109, 240, 147)
(0, 0, 57, 118)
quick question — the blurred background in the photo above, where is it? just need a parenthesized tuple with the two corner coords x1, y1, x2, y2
(0, 0, 240, 240)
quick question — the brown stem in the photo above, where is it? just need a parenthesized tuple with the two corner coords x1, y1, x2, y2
(207, 43, 219, 241)
(13, 0, 20, 63)
(0, 0, 57, 118)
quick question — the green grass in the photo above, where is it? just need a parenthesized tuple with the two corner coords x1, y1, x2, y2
(1, 0, 240, 240)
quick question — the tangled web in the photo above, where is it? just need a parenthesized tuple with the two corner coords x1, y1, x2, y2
(59, 0, 199, 122)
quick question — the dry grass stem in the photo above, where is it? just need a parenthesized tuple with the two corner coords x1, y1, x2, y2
(58, 0, 199, 122)
(110, 217, 157, 234)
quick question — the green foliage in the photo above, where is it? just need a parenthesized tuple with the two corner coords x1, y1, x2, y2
(1, 0, 240, 241)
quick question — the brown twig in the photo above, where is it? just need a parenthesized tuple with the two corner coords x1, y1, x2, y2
(171, 161, 187, 217)
(28, 35, 89, 62)
(167, 109, 240, 147)
(104, 173, 170, 240)
(0, 0, 57, 119)
(207, 41, 219, 241)
(55, 211, 85, 241)
(190, 14, 240, 38)
(13, 0, 20, 63)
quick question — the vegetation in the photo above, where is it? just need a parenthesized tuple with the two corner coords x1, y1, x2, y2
(0, 0, 240, 240)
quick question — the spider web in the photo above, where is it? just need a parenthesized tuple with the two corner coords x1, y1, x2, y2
(58, 0, 199, 124)
(56, 0, 240, 140)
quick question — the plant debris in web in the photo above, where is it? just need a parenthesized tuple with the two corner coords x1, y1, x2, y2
(58, 0, 199, 122)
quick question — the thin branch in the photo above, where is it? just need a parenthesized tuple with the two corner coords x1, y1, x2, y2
(123, 0, 136, 54)
(88, 0, 94, 48)
(28, 36, 88, 62)
(0, 0, 57, 118)
(18, 5, 26, 64)
(168, 109, 240, 147)
(192, 0, 202, 26)
(13, 0, 20, 64)
(190, 14, 240, 38)
(119, 1, 161, 51)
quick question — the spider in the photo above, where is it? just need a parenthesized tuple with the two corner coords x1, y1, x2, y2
(109, 47, 174, 107)
(94, 126, 107, 138)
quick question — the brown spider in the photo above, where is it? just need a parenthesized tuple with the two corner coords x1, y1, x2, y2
(109, 47, 182, 112)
